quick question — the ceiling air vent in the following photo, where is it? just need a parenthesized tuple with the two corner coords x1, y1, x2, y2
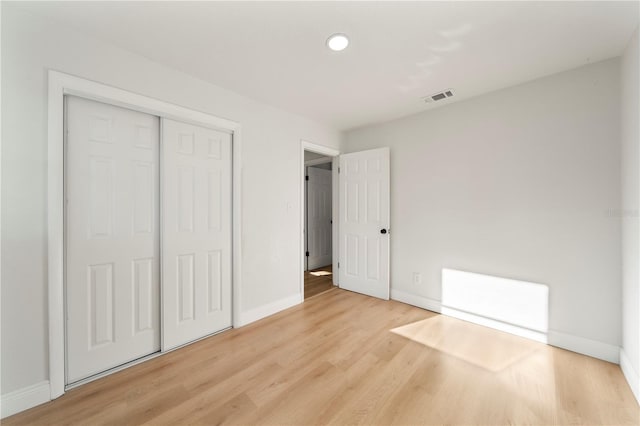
(423, 89, 454, 103)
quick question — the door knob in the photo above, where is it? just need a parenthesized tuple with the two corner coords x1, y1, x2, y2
(380, 229, 388, 234)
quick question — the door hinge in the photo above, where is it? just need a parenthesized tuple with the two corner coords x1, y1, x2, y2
(305, 251, 309, 257)
(305, 175, 309, 181)
(338, 167, 340, 173)
(338, 262, 340, 268)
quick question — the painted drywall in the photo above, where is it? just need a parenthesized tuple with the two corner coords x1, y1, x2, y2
(304, 151, 327, 162)
(621, 26, 640, 402)
(346, 59, 622, 351)
(310, 163, 332, 171)
(0, 6, 341, 396)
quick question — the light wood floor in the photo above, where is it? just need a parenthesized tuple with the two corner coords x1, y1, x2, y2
(304, 264, 334, 299)
(6, 289, 639, 425)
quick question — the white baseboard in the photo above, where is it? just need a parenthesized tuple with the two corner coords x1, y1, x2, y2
(391, 288, 546, 342)
(236, 293, 302, 327)
(391, 289, 441, 313)
(1, 381, 50, 419)
(620, 348, 640, 405)
(441, 306, 548, 343)
(0, 294, 302, 419)
(391, 288, 620, 363)
(547, 330, 619, 363)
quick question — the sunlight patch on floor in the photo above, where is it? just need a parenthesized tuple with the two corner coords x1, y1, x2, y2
(310, 270, 332, 277)
(391, 315, 543, 372)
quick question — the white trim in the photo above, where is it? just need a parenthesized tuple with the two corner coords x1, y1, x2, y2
(304, 156, 332, 167)
(47, 71, 66, 400)
(1, 381, 50, 419)
(300, 141, 340, 296)
(0, 9, 3, 407)
(47, 70, 242, 401)
(331, 156, 339, 286)
(236, 294, 302, 327)
(547, 330, 620, 363)
(391, 287, 620, 363)
(232, 129, 243, 329)
(391, 289, 442, 313)
(620, 348, 640, 404)
(51, 71, 238, 131)
(442, 306, 548, 344)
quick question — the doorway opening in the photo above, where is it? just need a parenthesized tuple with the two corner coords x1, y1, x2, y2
(304, 152, 333, 298)
(301, 142, 339, 300)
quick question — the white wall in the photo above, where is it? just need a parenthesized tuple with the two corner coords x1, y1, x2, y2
(304, 151, 328, 162)
(0, 6, 341, 397)
(346, 59, 622, 356)
(621, 27, 640, 403)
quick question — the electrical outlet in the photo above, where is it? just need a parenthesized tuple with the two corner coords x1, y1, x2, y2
(412, 272, 422, 284)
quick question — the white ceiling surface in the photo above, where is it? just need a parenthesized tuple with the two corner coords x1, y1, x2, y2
(14, 1, 639, 131)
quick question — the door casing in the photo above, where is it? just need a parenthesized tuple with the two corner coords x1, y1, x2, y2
(48, 70, 242, 399)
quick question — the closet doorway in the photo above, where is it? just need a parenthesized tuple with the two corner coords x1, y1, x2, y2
(55, 75, 238, 393)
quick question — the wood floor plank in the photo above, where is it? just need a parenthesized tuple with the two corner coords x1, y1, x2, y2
(4, 289, 639, 425)
(304, 265, 334, 299)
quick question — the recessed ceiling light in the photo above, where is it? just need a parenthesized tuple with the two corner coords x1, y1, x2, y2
(326, 33, 349, 51)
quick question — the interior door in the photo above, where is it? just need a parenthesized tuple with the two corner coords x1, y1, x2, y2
(306, 166, 332, 270)
(338, 148, 390, 299)
(162, 118, 232, 351)
(65, 96, 160, 383)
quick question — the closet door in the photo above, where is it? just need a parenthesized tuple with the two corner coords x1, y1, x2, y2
(65, 96, 160, 383)
(162, 119, 232, 350)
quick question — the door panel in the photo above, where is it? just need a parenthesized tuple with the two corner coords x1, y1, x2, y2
(162, 119, 232, 351)
(66, 96, 160, 383)
(338, 148, 390, 299)
(306, 167, 332, 270)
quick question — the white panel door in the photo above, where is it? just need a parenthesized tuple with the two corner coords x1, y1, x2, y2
(306, 167, 332, 270)
(162, 118, 232, 351)
(338, 148, 390, 299)
(65, 96, 160, 383)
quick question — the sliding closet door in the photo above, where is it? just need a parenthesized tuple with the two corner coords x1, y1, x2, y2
(161, 119, 232, 350)
(65, 96, 160, 383)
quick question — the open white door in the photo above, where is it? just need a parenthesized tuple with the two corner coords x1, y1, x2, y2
(162, 118, 232, 351)
(338, 147, 390, 299)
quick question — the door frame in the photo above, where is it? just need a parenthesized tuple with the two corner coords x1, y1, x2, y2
(300, 141, 339, 297)
(47, 70, 243, 399)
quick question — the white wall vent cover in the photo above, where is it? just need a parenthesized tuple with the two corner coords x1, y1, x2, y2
(423, 89, 454, 103)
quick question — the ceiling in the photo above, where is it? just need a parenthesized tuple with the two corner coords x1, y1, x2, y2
(13, 1, 640, 131)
